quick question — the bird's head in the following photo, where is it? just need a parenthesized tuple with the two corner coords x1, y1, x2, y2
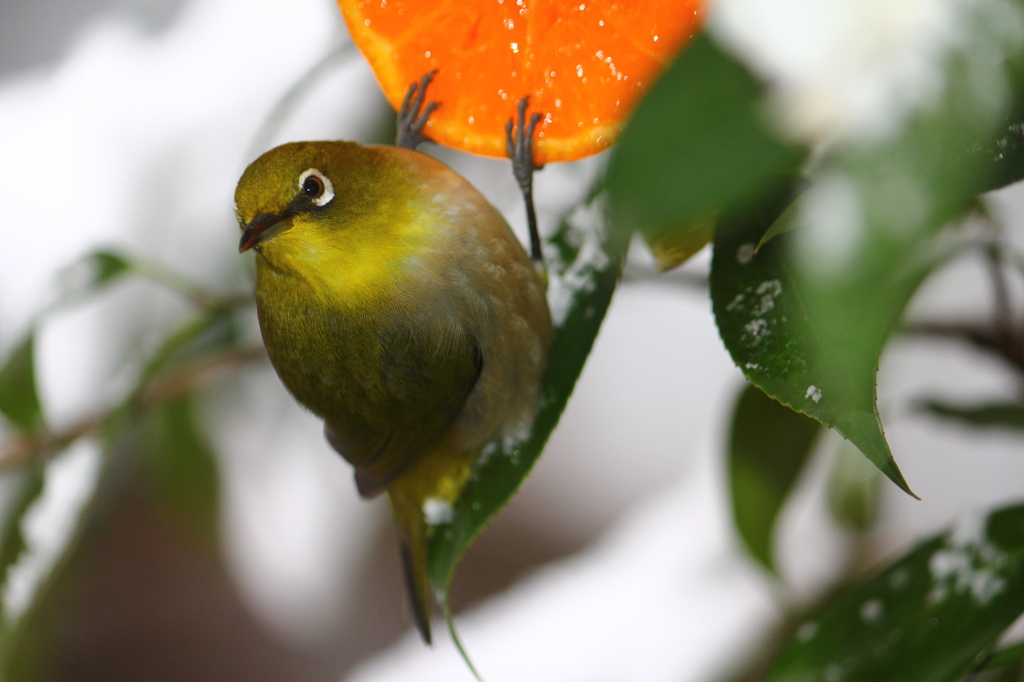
(236, 140, 405, 250)
(235, 141, 435, 286)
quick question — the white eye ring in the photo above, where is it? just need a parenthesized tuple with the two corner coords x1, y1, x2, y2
(298, 168, 335, 207)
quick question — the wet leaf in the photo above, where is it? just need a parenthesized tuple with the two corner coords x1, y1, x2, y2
(769, 504, 1024, 682)
(920, 400, 1024, 432)
(428, 187, 627, 602)
(0, 335, 44, 434)
(607, 33, 807, 251)
(728, 382, 822, 572)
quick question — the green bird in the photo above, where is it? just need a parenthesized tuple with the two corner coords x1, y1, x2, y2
(234, 127, 551, 642)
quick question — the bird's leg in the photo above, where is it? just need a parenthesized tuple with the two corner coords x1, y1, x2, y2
(506, 97, 546, 278)
(396, 71, 440, 150)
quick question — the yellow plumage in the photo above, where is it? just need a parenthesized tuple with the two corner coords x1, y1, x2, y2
(235, 140, 551, 642)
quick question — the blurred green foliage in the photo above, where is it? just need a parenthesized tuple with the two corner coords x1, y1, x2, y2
(2, 5, 1024, 678)
(728, 382, 821, 573)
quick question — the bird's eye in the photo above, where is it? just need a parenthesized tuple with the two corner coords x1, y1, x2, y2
(297, 168, 334, 207)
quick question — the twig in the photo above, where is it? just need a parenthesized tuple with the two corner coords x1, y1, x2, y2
(0, 345, 267, 472)
(129, 257, 251, 310)
(900, 321, 1024, 374)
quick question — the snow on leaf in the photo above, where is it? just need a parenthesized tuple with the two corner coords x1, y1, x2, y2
(2, 440, 101, 625)
(423, 498, 454, 526)
(859, 598, 884, 625)
(547, 191, 611, 327)
(928, 511, 1009, 606)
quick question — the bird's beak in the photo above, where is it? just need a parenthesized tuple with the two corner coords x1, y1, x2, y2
(239, 212, 292, 253)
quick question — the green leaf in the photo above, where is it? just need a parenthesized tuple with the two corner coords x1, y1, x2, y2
(710, 182, 915, 495)
(607, 32, 807, 250)
(828, 440, 882, 534)
(0, 467, 46, 680)
(969, 44, 1024, 194)
(728, 382, 822, 572)
(80, 251, 130, 289)
(982, 641, 1024, 671)
(920, 400, 1024, 432)
(768, 504, 1024, 682)
(766, 7, 1024, 496)
(135, 307, 240, 391)
(0, 470, 45, 588)
(0, 334, 44, 434)
(50, 250, 132, 312)
(137, 395, 220, 546)
(0, 441, 104, 675)
(642, 215, 715, 272)
(972, 661, 1024, 682)
(0, 252, 134, 434)
(427, 187, 627, 600)
(972, 118, 1024, 193)
(756, 186, 807, 251)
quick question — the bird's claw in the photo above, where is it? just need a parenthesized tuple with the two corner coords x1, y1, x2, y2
(506, 97, 546, 272)
(506, 97, 543, 191)
(396, 71, 440, 150)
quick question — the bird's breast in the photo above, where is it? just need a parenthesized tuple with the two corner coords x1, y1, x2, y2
(254, 259, 403, 424)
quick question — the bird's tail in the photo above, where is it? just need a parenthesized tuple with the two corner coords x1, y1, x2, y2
(387, 476, 435, 644)
(386, 442, 479, 645)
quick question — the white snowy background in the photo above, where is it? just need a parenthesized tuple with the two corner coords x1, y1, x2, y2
(0, 0, 1022, 680)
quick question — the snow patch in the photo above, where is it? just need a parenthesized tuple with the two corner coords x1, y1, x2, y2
(710, 0, 1024, 144)
(3, 440, 102, 624)
(743, 318, 769, 344)
(547, 192, 612, 327)
(796, 621, 819, 642)
(927, 511, 1008, 606)
(859, 598, 884, 624)
(727, 279, 783, 349)
(797, 173, 865, 281)
(887, 566, 911, 591)
(422, 498, 454, 526)
(751, 280, 782, 317)
(725, 293, 746, 313)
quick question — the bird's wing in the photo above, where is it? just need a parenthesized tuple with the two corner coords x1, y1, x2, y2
(325, 320, 483, 498)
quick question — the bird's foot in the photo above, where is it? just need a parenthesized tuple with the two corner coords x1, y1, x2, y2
(506, 97, 546, 275)
(396, 71, 440, 150)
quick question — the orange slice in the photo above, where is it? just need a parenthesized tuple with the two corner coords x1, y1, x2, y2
(338, 0, 704, 164)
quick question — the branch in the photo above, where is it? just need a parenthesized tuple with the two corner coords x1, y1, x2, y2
(0, 345, 267, 472)
(900, 320, 1024, 374)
